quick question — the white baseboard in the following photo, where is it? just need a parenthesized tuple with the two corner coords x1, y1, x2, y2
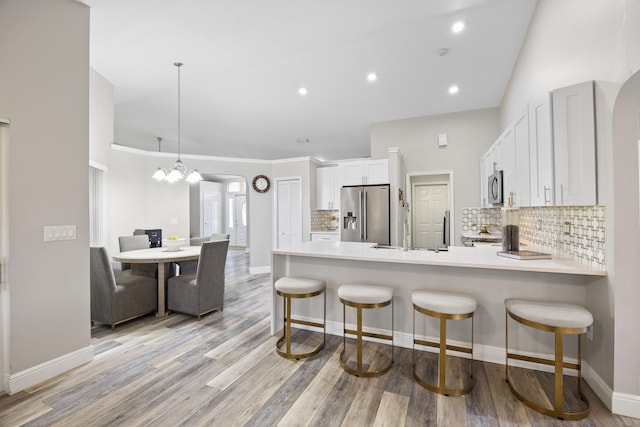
(583, 362, 613, 412)
(249, 265, 270, 275)
(6, 345, 94, 394)
(612, 392, 640, 419)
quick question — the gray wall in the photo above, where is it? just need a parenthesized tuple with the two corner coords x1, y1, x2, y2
(499, 0, 640, 398)
(106, 148, 277, 270)
(371, 108, 500, 247)
(0, 0, 92, 378)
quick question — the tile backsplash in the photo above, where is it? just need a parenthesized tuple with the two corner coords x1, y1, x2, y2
(311, 209, 339, 231)
(461, 206, 606, 268)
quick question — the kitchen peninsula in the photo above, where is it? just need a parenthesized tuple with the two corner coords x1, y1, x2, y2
(271, 241, 606, 364)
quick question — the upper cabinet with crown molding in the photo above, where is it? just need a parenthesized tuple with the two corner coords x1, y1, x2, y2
(340, 159, 389, 186)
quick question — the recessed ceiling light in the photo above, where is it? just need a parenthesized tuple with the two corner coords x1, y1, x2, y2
(437, 48, 450, 57)
(452, 21, 465, 33)
(367, 72, 378, 82)
(298, 87, 308, 96)
(448, 85, 459, 94)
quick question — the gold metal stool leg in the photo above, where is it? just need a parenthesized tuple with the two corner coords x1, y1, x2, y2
(276, 289, 325, 360)
(505, 309, 590, 420)
(412, 305, 475, 396)
(340, 299, 393, 377)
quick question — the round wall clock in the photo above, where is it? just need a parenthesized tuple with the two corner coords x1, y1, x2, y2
(252, 174, 271, 193)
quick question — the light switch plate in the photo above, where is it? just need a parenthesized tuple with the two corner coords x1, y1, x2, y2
(44, 225, 77, 242)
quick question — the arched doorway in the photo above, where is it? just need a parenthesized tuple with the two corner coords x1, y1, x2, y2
(611, 69, 640, 408)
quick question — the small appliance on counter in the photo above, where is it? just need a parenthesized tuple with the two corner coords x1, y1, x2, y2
(500, 204, 520, 252)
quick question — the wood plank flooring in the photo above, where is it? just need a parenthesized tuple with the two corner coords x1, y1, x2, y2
(1, 248, 639, 426)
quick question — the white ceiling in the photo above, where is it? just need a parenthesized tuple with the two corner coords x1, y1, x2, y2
(86, 0, 537, 161)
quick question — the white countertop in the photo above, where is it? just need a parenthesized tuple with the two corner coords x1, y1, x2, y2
(273, 241, 606, 276)
(310, 230, 339, 234)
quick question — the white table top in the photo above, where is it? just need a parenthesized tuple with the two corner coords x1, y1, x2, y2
(272, 241, 606, 276)
(112, 246, 201, 263)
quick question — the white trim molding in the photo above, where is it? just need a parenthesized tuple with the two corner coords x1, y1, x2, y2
(6, 346, 94, 395)
(612, 392, 640, 419)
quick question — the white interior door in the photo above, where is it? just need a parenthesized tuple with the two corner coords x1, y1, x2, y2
(276, 178, 302, 249)
(201, 190, 221, 237)
(412, 183, 448, 249)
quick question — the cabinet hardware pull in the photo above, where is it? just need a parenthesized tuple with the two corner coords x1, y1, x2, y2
(544, 186, 551, 205)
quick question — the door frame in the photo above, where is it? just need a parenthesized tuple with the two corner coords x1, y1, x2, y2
(233, 193, 247, 247)
(406, 170, 454, 248)
(0, 118, 10, 393)
(411, 182, 449, 249)
(200, 187, 222, 237)
(273, 176, 302, 249)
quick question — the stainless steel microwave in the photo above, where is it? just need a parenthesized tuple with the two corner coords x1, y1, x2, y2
(488, 170, 503, 205)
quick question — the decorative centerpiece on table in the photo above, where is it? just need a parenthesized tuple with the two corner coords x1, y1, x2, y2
(163, 235, 185, 252)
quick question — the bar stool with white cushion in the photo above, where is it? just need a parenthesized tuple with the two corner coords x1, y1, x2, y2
(505, 298, 593, 420)
(412, 290, 476, 396)
(338, 283, 394, 377)
(275, 277, 326, 360)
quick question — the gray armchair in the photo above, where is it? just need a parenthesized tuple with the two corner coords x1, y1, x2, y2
(90, 246, 158, 329)
(168, 240, 229, 320)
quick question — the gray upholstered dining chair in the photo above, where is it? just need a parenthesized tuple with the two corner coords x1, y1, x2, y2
(180, 233, 230, 274)
(189, 233, 230, 247)
(117, 234, 164, 279)
(90, 246, 158, 329)
(118, 235, 151, 271)
(168, 240, 229, 320)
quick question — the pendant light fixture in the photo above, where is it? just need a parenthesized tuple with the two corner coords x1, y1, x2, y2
(153, 62, 202, 183)
(152, 137, 168, 180)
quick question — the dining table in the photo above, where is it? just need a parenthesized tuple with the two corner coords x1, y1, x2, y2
(112, 246, 201, 317)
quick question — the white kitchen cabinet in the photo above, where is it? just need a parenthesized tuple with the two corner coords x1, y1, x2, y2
(480, 132, 505, 207)
(483, 108, 530, 207)
(502, 108, 531, 207)
(340, 159, 389, 186)
(552, 81, 596, 206)
(513, 108, 531, 206)
(316, 167, 341, 210)
(310, 232, 339, 242)
(529, 94, 554, 206)
(480, 152, 489, 207)
(502, 126, 516, 204)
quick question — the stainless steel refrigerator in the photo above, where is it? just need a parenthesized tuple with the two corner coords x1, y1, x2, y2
(340, 184, 390, 245)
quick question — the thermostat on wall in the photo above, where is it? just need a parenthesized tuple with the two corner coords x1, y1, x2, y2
(438, 133, 448, 147)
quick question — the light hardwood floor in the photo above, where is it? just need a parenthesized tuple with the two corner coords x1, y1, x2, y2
(1, 249, 638, 426)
